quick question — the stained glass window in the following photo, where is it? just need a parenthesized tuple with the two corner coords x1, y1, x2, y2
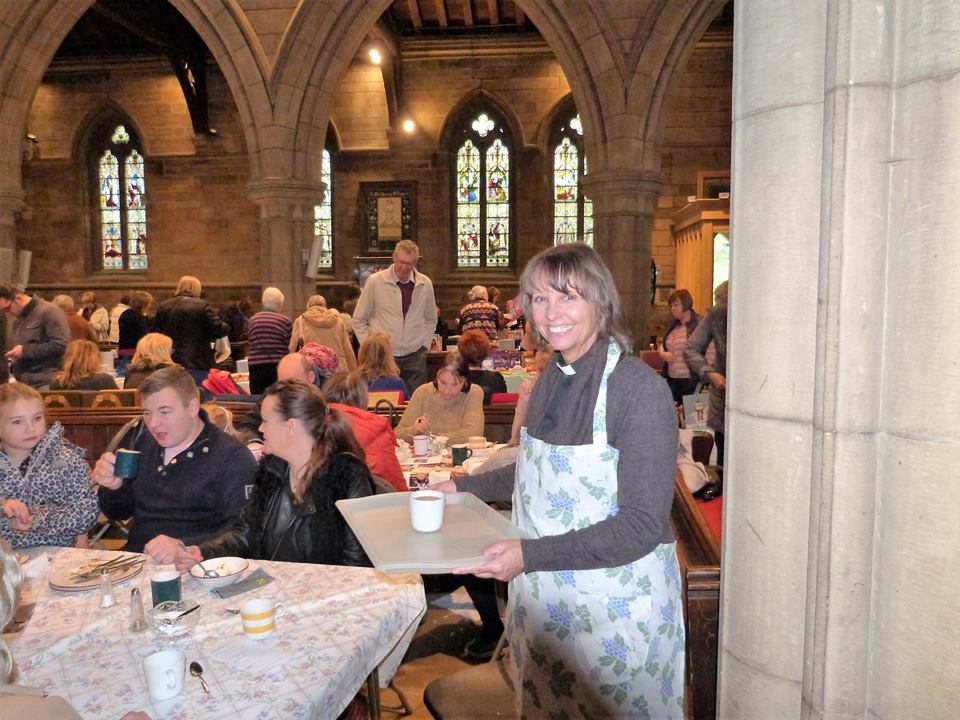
(552, 113, 592, 246)
(93, 121, 148, 270)
(313, 148, 334, 271)
(455, 110, 512, 268)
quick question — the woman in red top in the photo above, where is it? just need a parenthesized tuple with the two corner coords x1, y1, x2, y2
(321, 371, 407, 492)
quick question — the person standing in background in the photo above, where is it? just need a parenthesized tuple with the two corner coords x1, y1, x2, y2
(352, 240, 436, 393)
(288, 294, 355, 373)
(153, 275, 227, 385)
(80, 291, 110, 343)
(659, 288, 701, 405)
(247, 287, 292, 394)
(116, 290, 152, 375)
(684, 280, 729, 466)
(108, 295, 130, 345)
(52, 295, 96, 343)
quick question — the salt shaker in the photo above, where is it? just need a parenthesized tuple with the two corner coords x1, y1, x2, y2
(98, 568, 116, 608)
(129, 588, 147, 632)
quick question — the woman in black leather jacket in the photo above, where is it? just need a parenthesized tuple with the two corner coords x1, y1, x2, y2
(174, 381, 373, 567)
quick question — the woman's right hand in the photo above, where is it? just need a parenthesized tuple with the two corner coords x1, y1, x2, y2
(432, 479, 459, 494)
(92, 452, 122, 490)
(413, 415, 430, 434)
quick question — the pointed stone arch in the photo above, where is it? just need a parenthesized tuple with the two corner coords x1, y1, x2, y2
(271, 0, 393, 182)
(71, 101, 151, 161)
(438, 89, 527, 151)
(0, 0, 272, 211)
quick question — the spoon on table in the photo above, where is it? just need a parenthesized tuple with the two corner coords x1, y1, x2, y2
(189, 661, 210, 693)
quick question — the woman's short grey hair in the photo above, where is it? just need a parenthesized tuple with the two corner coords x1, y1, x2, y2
(307, 294, 327, 309)
(519, 243, 631, 353)
(262, 286, 285, 311)
(0, 539, 22, 683)
(467, 285, 488, 302)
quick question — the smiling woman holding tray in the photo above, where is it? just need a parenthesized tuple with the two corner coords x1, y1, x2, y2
(173, 381, 373, 569)
(435, 244, 684, 719)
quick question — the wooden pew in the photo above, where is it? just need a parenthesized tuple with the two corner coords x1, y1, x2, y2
(371, 402, 517, 443)
(48, 402, 258, 466)
(671, 470, 721, 719)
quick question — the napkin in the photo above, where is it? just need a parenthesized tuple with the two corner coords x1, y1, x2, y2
(214, 568, 274, 598)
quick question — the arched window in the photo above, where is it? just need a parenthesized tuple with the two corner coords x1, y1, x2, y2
(454, 109, 513, 268)
(90, 117, 148, 270)
(551, 113, 592, 246)
(313, 147, 334, 271)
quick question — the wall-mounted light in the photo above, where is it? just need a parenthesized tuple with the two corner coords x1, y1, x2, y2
(368, 48, 382, 65)
(402, 119, 416, 134)
(26, 134, 38, 144)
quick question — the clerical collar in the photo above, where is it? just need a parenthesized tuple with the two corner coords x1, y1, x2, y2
(557, 361, 576, 376)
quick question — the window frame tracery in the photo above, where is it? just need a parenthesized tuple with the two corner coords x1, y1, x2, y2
(451, 107, 515, 269)
(87, 114, 149, 272)
(550, 111, 592, 246)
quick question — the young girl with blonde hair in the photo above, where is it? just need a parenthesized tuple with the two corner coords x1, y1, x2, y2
(0, 384, 98, 549)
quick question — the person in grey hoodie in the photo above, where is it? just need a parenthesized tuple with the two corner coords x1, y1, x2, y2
(289, 294, 357, 373)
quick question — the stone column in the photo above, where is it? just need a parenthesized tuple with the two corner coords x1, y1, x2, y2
(247, 179, 326, 318)
(0, 188, 23, 366)
(721, 2, 960, 719)
(580, 169, 663, 349)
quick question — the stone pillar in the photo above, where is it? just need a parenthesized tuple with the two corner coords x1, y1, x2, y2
(721, 2, 960, 719)
(247, 179, 326, 318)
(0, 188, 23, 365)
(581, 169, 663, 349)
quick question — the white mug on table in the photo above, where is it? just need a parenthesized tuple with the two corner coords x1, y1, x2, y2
(144, 648, 185, 701)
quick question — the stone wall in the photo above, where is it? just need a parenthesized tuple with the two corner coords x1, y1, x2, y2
(19, 57, 258, 309)
(654, 38, 733, 302)
(17, 36, 730, 327)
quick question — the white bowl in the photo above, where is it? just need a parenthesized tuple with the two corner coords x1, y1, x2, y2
(188, 556, 249, 590)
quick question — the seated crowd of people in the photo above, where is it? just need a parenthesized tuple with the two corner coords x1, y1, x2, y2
(0, 243, 727, 718)
(0, 272, 526, 657)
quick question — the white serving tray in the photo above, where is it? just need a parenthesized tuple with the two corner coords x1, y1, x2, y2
(336, 492, 524, 574)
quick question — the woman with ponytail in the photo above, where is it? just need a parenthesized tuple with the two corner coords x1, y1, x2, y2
(174, 381, 373, 567)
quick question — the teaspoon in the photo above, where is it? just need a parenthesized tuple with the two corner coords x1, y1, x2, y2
(189, 661, 210, 693)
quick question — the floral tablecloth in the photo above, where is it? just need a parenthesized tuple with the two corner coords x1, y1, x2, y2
(10, 548, 425, 719)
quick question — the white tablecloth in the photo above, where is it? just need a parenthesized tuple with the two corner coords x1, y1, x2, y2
(11, 548, 425, 719)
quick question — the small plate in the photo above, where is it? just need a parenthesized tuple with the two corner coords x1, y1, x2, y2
(49, 556, 145, 592)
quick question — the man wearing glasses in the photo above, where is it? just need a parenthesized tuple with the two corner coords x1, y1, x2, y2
(0, 284, 70, 389)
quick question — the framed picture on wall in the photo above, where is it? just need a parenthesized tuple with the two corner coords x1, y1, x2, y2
(360, 181, 417, 252)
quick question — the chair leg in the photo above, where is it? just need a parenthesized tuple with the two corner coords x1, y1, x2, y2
(366, 668, 381, 720)
(380, 680, 414, 717)
(490, 632, 508, 663)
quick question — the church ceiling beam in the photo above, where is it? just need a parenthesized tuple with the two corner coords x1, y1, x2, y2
(407, 0, 423, 29)
(487, 0, 500, 24)
(462, 0, 474, 26)
(434, 0, 449, 27)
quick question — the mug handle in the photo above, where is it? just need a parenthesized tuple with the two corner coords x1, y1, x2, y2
(466, 448, 473, 459)
(165, 666, 177, 690)
(274, 602, 286, 619)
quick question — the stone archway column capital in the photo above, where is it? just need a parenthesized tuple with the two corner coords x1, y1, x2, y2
(0, 188, 26, 217)
(247, 178, 327, 211)
(580, 169, 664, 219)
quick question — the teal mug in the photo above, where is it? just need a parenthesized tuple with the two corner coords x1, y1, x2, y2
(150, 571, 182, 607)
(451, 444, 473, 466)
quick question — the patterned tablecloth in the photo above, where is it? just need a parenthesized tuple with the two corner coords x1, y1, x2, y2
(10, 548, 426, 719)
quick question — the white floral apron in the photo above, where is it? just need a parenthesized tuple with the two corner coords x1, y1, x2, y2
(508, 341, 685, 719)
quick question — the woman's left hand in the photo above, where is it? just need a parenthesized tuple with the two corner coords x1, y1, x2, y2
(454, 539, 523, 582)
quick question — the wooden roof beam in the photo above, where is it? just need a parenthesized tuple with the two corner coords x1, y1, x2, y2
(434, 0, 448, 27)
(407, 0, 423, 29)
(462, 0, 474, 26)
(487, 0, 499, 24)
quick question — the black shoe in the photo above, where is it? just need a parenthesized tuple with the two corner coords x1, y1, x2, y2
(462, 636, 499, 662)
